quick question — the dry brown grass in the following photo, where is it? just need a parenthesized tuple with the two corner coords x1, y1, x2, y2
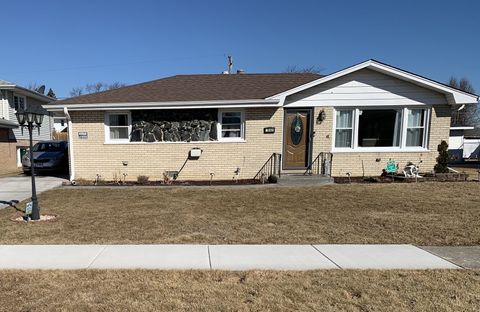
(0, 182, 479, 245)
(0, 269, 479, 311)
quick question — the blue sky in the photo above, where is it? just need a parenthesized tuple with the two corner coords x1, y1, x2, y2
(2, 0, 479, 98)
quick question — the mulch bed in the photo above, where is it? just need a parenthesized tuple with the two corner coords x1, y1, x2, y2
(65, 179, 264, 187)
(334, 173, 471, 184)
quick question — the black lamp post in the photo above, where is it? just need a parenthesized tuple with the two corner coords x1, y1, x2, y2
(15, 110, 44, 220)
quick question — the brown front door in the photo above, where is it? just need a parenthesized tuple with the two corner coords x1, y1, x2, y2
(283, 109, 311, 169)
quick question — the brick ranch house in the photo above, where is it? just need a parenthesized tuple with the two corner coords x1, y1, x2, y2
(44, 60, 478, 182)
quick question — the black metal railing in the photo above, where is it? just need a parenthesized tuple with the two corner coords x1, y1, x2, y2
(253, 153, 282, 181)
(304, 152, 333, 176)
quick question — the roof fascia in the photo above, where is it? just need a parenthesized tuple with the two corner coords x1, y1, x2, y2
(1, 85, 54, 102)
(43, 99, 280, 111)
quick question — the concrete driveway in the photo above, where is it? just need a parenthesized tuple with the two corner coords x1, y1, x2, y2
(0, 175, 67, 209)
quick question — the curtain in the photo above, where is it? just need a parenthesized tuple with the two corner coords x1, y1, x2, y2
(336, 110, 352, 128)
(335, 110, 353, 147)
(408, 109, 424, 127)
(406, 109, 425, 146)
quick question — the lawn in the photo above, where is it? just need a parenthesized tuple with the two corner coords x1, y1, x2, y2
(0, 269, 479, 311)
(0, 182, 479, 245)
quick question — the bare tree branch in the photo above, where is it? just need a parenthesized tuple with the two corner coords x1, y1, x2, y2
(284, 65, 322, 74)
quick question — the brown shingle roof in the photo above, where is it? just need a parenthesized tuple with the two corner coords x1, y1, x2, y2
(51, 73, 322, 105)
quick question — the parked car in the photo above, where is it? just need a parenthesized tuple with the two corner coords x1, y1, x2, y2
(22, 140, 69, 174)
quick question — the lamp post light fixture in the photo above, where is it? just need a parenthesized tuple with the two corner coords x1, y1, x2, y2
(15, 110, 44, 220)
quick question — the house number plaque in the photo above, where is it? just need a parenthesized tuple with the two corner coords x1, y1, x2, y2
(78, 131, 88, 139)
(263, 127, 275, 134)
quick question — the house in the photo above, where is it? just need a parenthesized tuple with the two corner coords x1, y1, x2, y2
(43, 60, 479, 182)
(0, 80, 54, 175)
(449, 126, 480, 162)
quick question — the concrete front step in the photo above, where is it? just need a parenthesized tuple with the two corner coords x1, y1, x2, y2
(278, 174, 333, 186)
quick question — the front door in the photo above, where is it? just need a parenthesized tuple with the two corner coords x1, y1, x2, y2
(283, 109, 312, 169)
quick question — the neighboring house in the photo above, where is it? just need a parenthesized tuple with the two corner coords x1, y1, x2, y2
(53, 116, 68, 132)
(0, 80, 54, 175)
(449, 126, 480, 162)
(44, 60, 479, 182)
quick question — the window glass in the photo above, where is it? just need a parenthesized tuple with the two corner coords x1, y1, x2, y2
(108, 113, 129, 140)
(357, 109, 402, 147)
(221, 112, 242, 138)
(13, 95, 26, 111)
(406, 109, 425, 147)
(110, 114, 128, 127)
(335, 110, 353, 148)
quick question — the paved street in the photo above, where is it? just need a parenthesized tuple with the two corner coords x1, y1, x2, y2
(0, 176, 67, 209)
(0, 244, 460, 270)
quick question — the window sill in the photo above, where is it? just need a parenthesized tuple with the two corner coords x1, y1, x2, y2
(331, 147, 430, 153)
(104, 140, 246, 145)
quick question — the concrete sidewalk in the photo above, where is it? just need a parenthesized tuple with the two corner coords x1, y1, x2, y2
(0, 244, 459, 270)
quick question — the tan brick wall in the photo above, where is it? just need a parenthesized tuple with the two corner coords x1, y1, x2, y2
(70, 108, 283, 181)
(70, 105, 451, 181)
(310, 105, 451, 177)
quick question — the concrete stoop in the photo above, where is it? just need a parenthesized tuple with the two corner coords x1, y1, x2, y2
(277, 174, 334, 186)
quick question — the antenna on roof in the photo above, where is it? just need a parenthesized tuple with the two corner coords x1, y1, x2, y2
(227, 56, 233, 74)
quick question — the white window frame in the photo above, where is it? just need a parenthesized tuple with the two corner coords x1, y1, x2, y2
(13, 94, 27, 112)
(404, 108, 430, 148)
(217, 109, 245, 142)
(332, 107, 430, 152)
(333, 109, 355, 150)
(104, 111, 132, 143)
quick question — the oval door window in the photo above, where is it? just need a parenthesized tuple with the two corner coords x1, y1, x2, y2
(290, 115, 303, 145)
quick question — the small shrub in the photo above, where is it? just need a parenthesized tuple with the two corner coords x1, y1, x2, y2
(268, 174, 278, 183)
(137, 175, 150, 184)
(434, 140, 449, 173)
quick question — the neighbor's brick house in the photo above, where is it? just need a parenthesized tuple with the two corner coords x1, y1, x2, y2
(44, 60, 478, 182)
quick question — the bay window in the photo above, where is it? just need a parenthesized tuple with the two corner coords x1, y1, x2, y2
(333, 107, 429, 150)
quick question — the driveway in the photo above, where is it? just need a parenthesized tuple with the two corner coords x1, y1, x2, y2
(0, 176, 67, 209)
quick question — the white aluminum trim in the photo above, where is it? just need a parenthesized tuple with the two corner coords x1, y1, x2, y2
(44, 99, 280, 111)
(64, 107, 75, 182)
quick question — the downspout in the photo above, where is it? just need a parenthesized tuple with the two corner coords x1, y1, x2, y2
(64, 107, 75, 182)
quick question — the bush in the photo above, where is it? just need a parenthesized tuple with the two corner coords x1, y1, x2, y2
(268, 174, 278, 183)
(434, 140, 449, 173)
(137, 175, 150, 184)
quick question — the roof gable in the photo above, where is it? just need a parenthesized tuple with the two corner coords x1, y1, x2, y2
(268, 60, 479, 105)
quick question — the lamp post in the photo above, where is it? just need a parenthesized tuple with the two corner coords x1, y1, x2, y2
(15, 110, 43, 220)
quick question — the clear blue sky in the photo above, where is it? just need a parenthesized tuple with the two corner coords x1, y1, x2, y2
(2, 0, 479, 98)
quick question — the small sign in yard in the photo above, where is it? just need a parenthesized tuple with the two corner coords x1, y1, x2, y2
(25, 202, 33, 216)
(78, 131, 88, 139)
(386, 160, 397, 173)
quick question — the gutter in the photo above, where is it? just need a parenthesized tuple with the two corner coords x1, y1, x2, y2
(64, 107, 75, 182)
(43, 99, 280, 111)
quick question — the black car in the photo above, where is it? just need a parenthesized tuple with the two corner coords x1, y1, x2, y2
(22, 140, 69, 174)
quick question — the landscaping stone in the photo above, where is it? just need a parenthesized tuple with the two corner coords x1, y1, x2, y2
(130, 109, 218, 143)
